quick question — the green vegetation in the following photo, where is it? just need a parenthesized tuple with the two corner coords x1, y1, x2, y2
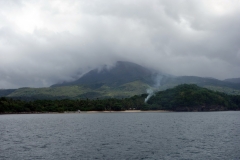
(0, 96, 146, 113)
(1, 84, 240, 113)
(148, 84, 240, 111)
(203, 86, 240, 95)
(3, 78, 240, 100)
(6, 80, 150, 100)
(4, 61, 240, 100)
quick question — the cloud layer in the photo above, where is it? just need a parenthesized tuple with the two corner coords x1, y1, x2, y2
(1, 0, 240, 88)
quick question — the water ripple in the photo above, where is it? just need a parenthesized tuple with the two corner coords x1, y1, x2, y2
(0, 112, 240, 159)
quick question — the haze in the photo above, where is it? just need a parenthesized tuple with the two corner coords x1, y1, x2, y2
(1, 0, 240, 89)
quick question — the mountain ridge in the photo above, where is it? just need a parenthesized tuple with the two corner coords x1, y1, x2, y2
(1, 61, 240, 100)
(51, 61, 162, 87)
(224, 78, 240, 84)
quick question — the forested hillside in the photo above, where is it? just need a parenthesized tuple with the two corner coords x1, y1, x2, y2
(1, 62, 240, 100)
(148, 84, 240, 111)
(1, 84, 240, 113)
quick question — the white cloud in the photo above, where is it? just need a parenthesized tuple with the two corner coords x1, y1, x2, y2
(0, 0, 240, 88)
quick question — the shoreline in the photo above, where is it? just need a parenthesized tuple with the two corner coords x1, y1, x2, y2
(2, 110, 238, 115)
(0, 110, 170, 115)
(85, 110, 170, 113)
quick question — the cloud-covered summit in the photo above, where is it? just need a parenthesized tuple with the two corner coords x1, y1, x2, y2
(0, 0, 240, 88)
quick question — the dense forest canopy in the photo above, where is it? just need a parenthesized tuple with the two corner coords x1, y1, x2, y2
(148, 84, 240, 111)
(0, 84, 240, 113)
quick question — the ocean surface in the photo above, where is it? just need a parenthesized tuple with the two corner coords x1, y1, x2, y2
(1, 111, 240, 160)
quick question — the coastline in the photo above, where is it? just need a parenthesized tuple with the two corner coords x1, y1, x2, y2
(0, 110, 170, 115)
(85, 110, 170, 113)
(2, 110, 240, 115)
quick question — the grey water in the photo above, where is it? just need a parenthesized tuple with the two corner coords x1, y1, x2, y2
(1, 112, 240, 160)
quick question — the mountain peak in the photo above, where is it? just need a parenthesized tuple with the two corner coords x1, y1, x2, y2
(51, 61, 156, 87)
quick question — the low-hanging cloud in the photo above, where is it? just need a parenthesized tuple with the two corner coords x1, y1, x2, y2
(0, 0, 240, 88)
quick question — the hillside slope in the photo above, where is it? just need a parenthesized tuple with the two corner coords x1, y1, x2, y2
(147, 84, 239, 111)
(1, 84, 240, 113)
(224, 78, 240, 84)
(0, 89, 16, 97)
(7, 81, 151, 100)
(162, 76, 240, 95)
(2, 61, 240, 100)
(52, 61, 158, 87)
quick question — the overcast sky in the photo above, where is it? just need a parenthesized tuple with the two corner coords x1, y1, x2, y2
(1, 0, 240, 88)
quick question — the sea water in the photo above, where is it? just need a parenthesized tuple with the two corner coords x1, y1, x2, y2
(1, 111, 240, 159)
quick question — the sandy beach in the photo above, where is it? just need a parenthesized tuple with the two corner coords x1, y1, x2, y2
(84, 110, 170, 113)
(0, 110, 170, 115)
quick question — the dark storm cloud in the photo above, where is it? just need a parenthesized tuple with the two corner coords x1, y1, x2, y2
(0, 0, 240, 88)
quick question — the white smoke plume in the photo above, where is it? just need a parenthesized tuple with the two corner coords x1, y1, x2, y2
(144, 74, 163, 103)
(144, 88, 154, 103)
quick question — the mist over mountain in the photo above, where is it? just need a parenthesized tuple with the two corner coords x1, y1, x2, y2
(0, 89, 16, 97)
(166, 76, 240, 90)
(55, 60, 240, 89)
(224, 78, 240, 84)
(1, 1, 240, 89)
(1, 61, 240, 100)
(52, 61, 167, 87)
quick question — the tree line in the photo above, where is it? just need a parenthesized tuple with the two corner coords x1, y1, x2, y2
(1, 84, 240, 113)
(0, 95, 147, 113)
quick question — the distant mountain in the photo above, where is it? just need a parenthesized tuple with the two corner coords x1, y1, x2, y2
(7, 61, 168, 100)
(224, 78, 240, 84)
(2, 61, 240, 100)
(166, 76, 240, 89)
(52, 61, 163, 87)
(51, 60, 240, 90)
